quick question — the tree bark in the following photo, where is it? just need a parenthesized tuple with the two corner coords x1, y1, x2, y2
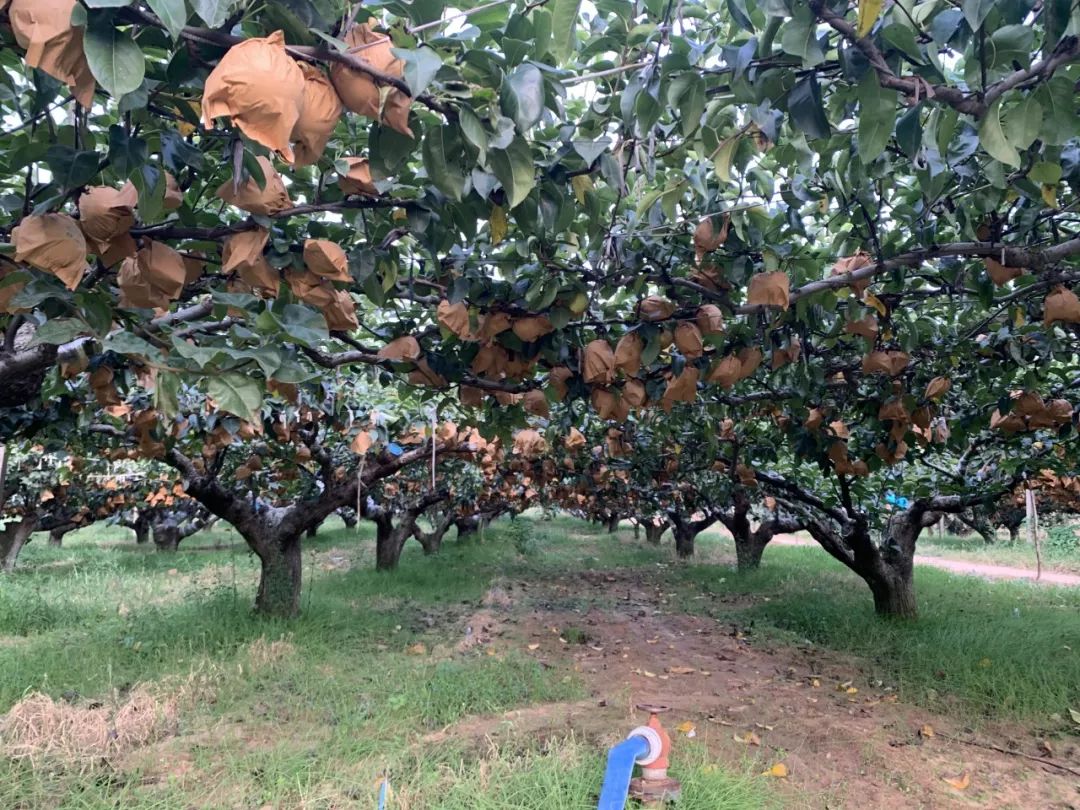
(306, 525, 318, 539)
(253, 534, 303, 617)
(374, 514, 411, 571)
(673, 526, 696, 558)
(153, 524, 181, 552)
(605, 514, 620, 533)
(48, 526, 68, 547)
(1, 516, 37, 572)
(867, 568, 918, 618)
(414, 511, 455, 555)
(133, 514, 150, 545)
(644, 520, 666, 545)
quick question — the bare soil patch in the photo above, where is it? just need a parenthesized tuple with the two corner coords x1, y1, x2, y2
(435, 568, 1080, 809)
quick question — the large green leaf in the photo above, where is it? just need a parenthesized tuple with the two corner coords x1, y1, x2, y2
(781, 4, 825, 67)
(1003, 95, 1043, 151)
(27, 318, 91, 347)
(192, 0, 235, 27)
(146, 0, 188, 40)
(83, 16, 146, 98)
(490, 137, 536, 209)
(978, 98, 1021, 167)
(500, 63, 545, 133)
(786, 75, 830, 141)
(550, 0, 582, 63)
(207, 373, 263, 424)
(154, 371, 181, 421)
(422, 126, 466, 202)
(857, 72, 897, 164)
(393, 46, 443, 96)
(45, 146, 102, 190)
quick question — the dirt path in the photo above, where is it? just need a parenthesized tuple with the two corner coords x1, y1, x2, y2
(771, 535, 1080, 587)
(438, 572, 1080, 809)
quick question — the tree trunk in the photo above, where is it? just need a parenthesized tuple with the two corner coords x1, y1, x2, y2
(338, 508, 357, 529)
(375, 517, 410, 571)
(131, 514, 150, 545)
(673, 527, 695, 558)
(606, 515, 619, 533)
(254, 534, 303, 617)
(644, 522, 665, 545)
(48, 527, 67, 547)
(1008, 524, 1020, 543)
(306, 525, 318, 539)
(153, 524, 182, 552)
(733, 533, 767, 570)
(867, 569, 918, 618)
(1, 517, 36, 572)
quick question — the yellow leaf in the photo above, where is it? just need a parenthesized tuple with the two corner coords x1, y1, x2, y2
(490, 205, 508, 244)
(864, 292, 888, 317)
(920, 724, 934, 738)
(406, 642, 427, 655)
(811, 678, 821, 688)
(733, 731, 761, 746)
(978, 658, 991, 668)
(943, 771, 970, 790)
(762, 763, 788, 778)
(713, 134, 741, 184)
(846, 687, 859, 695)
(668, 666, 696, 675)
(527, 643, 540, 651)
(676, 721, 696, 734)
(857, 0, 884, 38)
(1041, 183, 1058, 209)
(571, 174, 593, 204)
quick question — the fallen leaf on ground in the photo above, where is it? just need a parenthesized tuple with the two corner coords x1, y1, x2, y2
(406, 643, 427, 655)
(527, 643, 539, 650)
(762, 763, 788, 778)
(676, 721, 696, 735)
(943, 772, 970, 790)
(1038, 739, 1054, 757)
(668, 666, 696, 675)
(920, 724, 934, 739)
(734, 731, 762, 746)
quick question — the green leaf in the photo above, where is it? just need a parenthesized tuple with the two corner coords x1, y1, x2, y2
(207, 373, 263, 424)
(146, 0, 188, 40)
(393, 46, 442, 96)
(787, 75, 830, 141)
(676, 74, 706, 138)
(857, 0, 884, 37)
(781, 4, 825, 67)
(490, 137, 535, 209)
(83, 16, 146, 98)
(155, 370, 180, 420)
(857, 71, 897, 164)
(500, 63, 545, 133)
(1003, 95, 1043, 151)
(131, 164, 167, 224)
(551, 0, 582, 63)
(962, 0, 996, 32)
(422, 125, 466, 201)
(45, 146, 102, 190)
(27, 318, 90, 347)
(978, 98, 1021, 167)
(191, 0, 235, 28)
(1029, 161, 1062, 185)
(102, 331, 164, 362)
(459, 107, 488, 164)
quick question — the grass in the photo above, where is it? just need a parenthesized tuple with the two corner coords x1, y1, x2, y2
(0, 517, 776, 809)
(679, 528, 1080, 724)
(0, 514, 1077, 807)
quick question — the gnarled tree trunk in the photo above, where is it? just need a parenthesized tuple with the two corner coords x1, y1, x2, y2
(48, 524, 74, 547)
(414, 510, 455, 555)
(153, 524, 181, 552)
(667, 510, 715, 559)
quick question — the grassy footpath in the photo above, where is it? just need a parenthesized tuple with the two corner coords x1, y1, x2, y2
(916, 531, 1080, 575)
(0, 519, 773, 809)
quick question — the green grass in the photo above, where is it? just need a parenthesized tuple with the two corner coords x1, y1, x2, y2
(681, 530, 1080, 724)
(1, 514, 1077, 808)
(0, 516, 776, 809)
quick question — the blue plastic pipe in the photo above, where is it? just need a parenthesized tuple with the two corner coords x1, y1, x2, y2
(597, 734, 651, 810)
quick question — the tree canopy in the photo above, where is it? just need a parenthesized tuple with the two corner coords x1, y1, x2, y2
(1, 0, 1078, 616)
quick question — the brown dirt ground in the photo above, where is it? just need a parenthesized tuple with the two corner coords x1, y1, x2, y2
(430, 570, 1080, 810)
